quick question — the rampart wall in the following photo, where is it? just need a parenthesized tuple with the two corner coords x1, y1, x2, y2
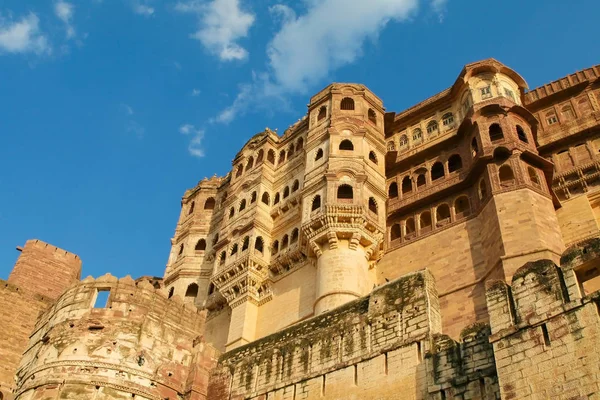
(13, 274, 219, 400)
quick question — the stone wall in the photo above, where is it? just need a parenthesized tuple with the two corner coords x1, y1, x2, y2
(486, 248, 600, 399)
(13, 274, 219, 400)
(208, 270, 441, 400)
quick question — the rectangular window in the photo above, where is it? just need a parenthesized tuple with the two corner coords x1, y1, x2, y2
(504, 88, 515, 101)
(481, 86, 492, 99)
(547, 116, 558, 125)
(93, 289, 110, 308)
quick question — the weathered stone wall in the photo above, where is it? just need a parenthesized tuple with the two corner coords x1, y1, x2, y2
(208, 270, 442, 400)
(486, 250, 600, 399)
(0, 240, 82, 399)
(13, 274, 219, 400)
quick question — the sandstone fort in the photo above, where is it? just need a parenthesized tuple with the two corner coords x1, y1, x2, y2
(2, 58, 600, 399)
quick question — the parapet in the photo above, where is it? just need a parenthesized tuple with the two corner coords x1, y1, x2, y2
(8, 239, 82, 300)
(208, 270, 441, 399)
(13, 273, 216, 400)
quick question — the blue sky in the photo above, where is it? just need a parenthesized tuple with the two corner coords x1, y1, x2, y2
(1, 0, 598, 280)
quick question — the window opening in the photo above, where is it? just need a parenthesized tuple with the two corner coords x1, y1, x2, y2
(337, 184, 353, 200)
(489, 123, 504, 142)
(93, 290, 110, 308)
(516, 125, 528, 143)
(368, 108, 377, 124)
(315, 148, 324, 161)
(195, 239, 206, 251)
(312, 195, 321, 211)
(185, 284, 198, 298)
(204, 197, 215, 210)
(388, 182, 398, 198)
(368, 197, 378, 214)
(448, 154, 463, 172)
(402, 177, 412, 194)
(318, 106, 327, 121)
(339, 139, 354, 151)
(341, 97, 355, 110)
(261, 192, 270, 205)
(431, 162, 445, 181)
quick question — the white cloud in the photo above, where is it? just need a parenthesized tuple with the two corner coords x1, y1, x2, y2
(54, 1, 75, 39)
(132, 1, 155, 16)
(179, 124, 205, 157)
(0, 13, 51, 55)
(431, 0, 447, 21)
(175, 0, 254, 61)
(191, 88, 201, 96)
(211, 0, 421, 123)
(121, 103, 134, 115)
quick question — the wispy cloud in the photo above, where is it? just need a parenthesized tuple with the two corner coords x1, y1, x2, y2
(0, 12, 51, 55)
(120, 103, 134, 115)
(212, 0, 422, 123)
(191, 88, 201, 96)
(179, 124, 205, 157)
(431, 0, 447, 21)
(54, 1, 75, 39)
(132, 1, 155, 16)
(175, 0, 254, 61)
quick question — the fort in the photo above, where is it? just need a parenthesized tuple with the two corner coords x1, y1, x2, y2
(1, 58, 600, 399)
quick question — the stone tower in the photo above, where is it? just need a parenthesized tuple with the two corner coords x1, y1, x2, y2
(301, 84, 387, 315)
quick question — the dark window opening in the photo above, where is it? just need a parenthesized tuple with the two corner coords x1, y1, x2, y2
(272, 240, 279, 254)
(178, 243, 184, 255)
(368, 109, 377, 124)
(236, 165, 243, 178)
(431, 162, 445, 181)
(274, 193, 280, 205)
(185, 283, 198, 298)
(283, 187, 290, 199)
(296, 138, 304, 152)
(242, 236, 249, 251)
(239, 199, 246, 212)
(219, 251, 226, 265)
(455, 196, 470, 217)
(312, 195, 321, 211)
(388, 182, 398, 198)
(318, 106, 327, 121)
(208, 283, 215, 295)
(368, 197, 378, 214)
(188, 201, 195, 215)
(405, 218, 416, 235)
(402, 177, 412, 194)
(204, 197, 215, 210)
(339, 139, 354, 151)
(230, 244, 238, 255)
(448, 154, 463, 173)
(267, 149, 276, 164)
(471, 137, 479, 157)
(341, 97, 355, 110)
(256, 149, 264, 164)
(420, 212, 432, 232)
(436, 204, 451, 225)
(229, 207, 235, 218)
(261, 192, 270, 205)
(255, 237, 264, 253)
(281, 235, 289, 249)
(417, 174, 426, 187)
(291, 228, 299, 243)
(168, 287, 174, 299)
(499, 165, 515, 185)
(516, 125, 528, 143)
(369, 151, 378, 164)
(390, 224, 401, 240)
(489, 123, 504, 142)
(315, 148, 324, 161)
(292, 180, 300, 192)
(250, 191, 257, 203)
(195, 239, 206, 251)
(337, 184, 353, 200)
(279, 150, 286, 165)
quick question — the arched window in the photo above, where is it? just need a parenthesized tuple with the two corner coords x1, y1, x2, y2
(402, 176, 412, 194)
(279, 150, 286, 165)
(546, 111, 558, 126)
(479, 180, 487, 200)
(368, 197, 378, 214)
(426, 120, 439, 135)
(230, 243, 238, 255)
(499, 165, 515, 186)
(337, 184, 353, 200)
(516, 125, 528, 143)
(229, 207, 235, 218)
(405, 218, 416, 235)
(251, 191, 257, 203)
(291, 228, 299, 243)
(236, 164, 243, 178)
(318, 106, 327, 121)
(261, 192, 270, 205)
(255, 237, 264, 253)
(388, 141, 396, 152)
(341, 97, 355, 110)
(219, 251, 226, 265)
(267, 149, 276, 164)
(283, 187, 290, 199)
(315, 148, 324, 161)
(185, 283, 198, 298)
(242, 236, 250, 251)
(436, 204, 451, 226)
(369, 151, 378, 164)
(420, 211, 432, 233)
(178, 243, 184, 255)
(312, 195, 321, 211)
(272, 240, 279, 254)
(288, 145, 295, 158)
(561, 104, 575, 121)
(274, 193, 280, 205)
(212, 233, 219, 246)
(256, 149, 264, 164)
(528, 167, 540, 186)
(388, 182, 398, 198)
(195, 239, 206, 251)
(188, 201, 195, 215)
(368, 109, 377, 124)
(416, 174, 426, 188)
(246, 156, 254, 170)
(578, 97, 592, 113)
(296, 138, 304, 152)
(399, 135, 408, 148)
(489, 123, 503, 142)
(455, 196, 470, 217)
(448, 154, 463, 173)
(281, 235, 289, 249)
(292, 180, 300, 192)
(413, 128, 423, 142)
(208, 283, 215, 295)
(471, 137, 479, 158)
(239, 199, 246, 212)
(442, 112, 454, 127)
(168, 287, 174, 298)
(339, 139, 354, 151)
(390, 223, 401, 241)
(204, 197, 216, 210)
(431, 162, 445, 181)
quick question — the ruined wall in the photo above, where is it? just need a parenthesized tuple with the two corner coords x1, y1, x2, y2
(486, 251, 600, 399)
(13, 274, 219, 400)
(208, 270, 442, 400)
(0, 240, 82, 399)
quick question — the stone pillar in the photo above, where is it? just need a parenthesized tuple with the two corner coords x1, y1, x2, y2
(313, 240, 374, 315)
(226, 301, 259, 351)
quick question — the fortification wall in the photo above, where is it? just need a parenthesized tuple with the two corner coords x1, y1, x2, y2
(486, 240, 600, 399)
(13, 274, 219, 400)
(1, 240, 82, 399)
(208, 270, 442, 400)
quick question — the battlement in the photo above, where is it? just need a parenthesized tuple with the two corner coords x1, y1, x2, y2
(208, 270, 441, 399)
(14, 273, 217, 400)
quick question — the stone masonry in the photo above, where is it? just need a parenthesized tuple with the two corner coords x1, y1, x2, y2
(1, 58, 600, 399)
